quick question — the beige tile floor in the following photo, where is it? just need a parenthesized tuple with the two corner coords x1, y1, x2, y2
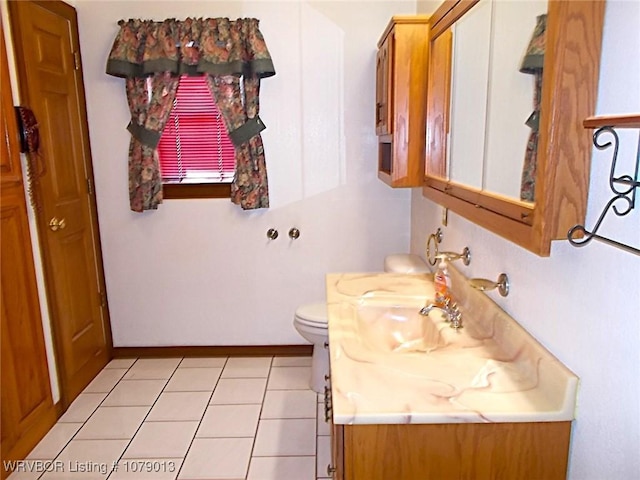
(7, 357, 332, 480)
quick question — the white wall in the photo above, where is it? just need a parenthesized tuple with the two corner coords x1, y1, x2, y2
(75, 0, 417, 346)
(412, 1, 640, 478)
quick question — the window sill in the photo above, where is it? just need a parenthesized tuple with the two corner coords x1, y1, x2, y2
(163, 183, 231, 199)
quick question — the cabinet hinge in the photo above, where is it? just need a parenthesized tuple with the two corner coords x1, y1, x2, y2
(86, 177, 93, 196)
(73, 51, 81, 70)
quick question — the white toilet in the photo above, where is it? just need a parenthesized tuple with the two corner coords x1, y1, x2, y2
(293, 254, 429, 393)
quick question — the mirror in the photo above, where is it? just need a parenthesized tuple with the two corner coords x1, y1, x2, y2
(448, 0, 547, 201)
(423, 0, 605, 256)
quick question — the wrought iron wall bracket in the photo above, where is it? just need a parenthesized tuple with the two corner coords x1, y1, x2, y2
(568, 115, 640, 256)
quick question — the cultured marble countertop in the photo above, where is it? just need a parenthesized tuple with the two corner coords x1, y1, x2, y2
(326, 271, 579, 425)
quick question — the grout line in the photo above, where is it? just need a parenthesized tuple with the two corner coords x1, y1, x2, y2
(30, 357, 317, 480)
(33, 360, 140, 480)
(175, 356, 229, 480)
(244, 356, 274, 479)
(105, 358, 183, 479)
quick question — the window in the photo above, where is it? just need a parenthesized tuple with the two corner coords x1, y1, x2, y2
(158, 75, 235, 199)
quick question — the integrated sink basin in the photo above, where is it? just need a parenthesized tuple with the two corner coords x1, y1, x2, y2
(326, 272, 579, 425)
(352, 297, 482, 354)
(356, 302, 445, 353)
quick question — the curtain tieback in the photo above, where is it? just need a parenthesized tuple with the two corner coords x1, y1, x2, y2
(127, 115, 266, 149)
(127, 121, 162, 148)
(525, 111, 540, 131)
(228, 116, 266, 146)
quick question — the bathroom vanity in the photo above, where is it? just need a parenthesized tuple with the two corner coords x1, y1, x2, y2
(324, 270, 578, 479)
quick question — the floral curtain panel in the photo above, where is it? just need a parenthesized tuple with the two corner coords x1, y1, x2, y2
(106, 18, 275, 211)
(519, 14, 546, 203)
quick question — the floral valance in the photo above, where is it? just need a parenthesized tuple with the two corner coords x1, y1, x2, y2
(106, 17, 275, 79)
(105, 17, 275, 212)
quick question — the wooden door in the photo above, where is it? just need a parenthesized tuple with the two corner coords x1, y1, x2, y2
(8, 0, 112, 407)
(1, 22, 57, 477)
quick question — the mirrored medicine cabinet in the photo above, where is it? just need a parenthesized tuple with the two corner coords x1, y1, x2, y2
(422, 0, 606, 256)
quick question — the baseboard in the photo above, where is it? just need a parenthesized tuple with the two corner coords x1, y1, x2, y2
(111, 344, 313, 358)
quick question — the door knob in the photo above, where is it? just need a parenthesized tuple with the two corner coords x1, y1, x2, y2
(49, 217, 66, 231)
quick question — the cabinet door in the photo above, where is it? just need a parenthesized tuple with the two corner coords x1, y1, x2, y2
(425, 28, 452, 180)
(1, 22, 56, 472)
(375, 35, 393, 136)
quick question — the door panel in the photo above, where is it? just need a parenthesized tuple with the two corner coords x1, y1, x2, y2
(9, 0, 112, 406)
(1, 203, 52, 421)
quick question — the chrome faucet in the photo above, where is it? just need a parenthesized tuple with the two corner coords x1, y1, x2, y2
(419, 297, 463, 330)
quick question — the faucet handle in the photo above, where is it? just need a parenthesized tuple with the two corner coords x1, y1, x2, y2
(450, 315, 463, 330)
(436, 295, 453, 309)
(448, 303, 463, 330)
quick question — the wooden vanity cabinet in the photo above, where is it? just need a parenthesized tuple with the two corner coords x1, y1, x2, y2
(329, 421, 572, 480)
(376, 16, 430, 187)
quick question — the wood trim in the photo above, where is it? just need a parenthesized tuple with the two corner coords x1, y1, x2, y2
(423, 184, 536, 250)
(425, 29, 452, 179)
(535, 0, 606, 250)
(377, 170, 392, 186)
(163, 182, 231, 199)
(331, 423, 345, 479)
(424, 177, 534, 225)
(429, 0, 479, 39)
(377, 15, 431, 48)
(112, 345, 313, 358)
(583, 114, 640, 129)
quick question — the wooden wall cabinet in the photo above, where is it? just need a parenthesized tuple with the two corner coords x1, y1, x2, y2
(423, 0, 606, 256)
(376, 16, 430, 187)
(329, 421, 571, 480)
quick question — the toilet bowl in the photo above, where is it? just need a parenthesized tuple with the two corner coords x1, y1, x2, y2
(294, 254, 429, 393)
(293, 303, 329, 393)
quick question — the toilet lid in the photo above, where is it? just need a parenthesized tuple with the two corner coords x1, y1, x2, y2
(295, 303, 328, 325)
(384, 254, 429, 273)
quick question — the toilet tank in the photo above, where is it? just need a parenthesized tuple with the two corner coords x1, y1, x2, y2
(384, 254, 429, 273)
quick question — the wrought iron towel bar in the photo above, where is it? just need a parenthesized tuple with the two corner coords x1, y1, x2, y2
(568, 114, 640, 256)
